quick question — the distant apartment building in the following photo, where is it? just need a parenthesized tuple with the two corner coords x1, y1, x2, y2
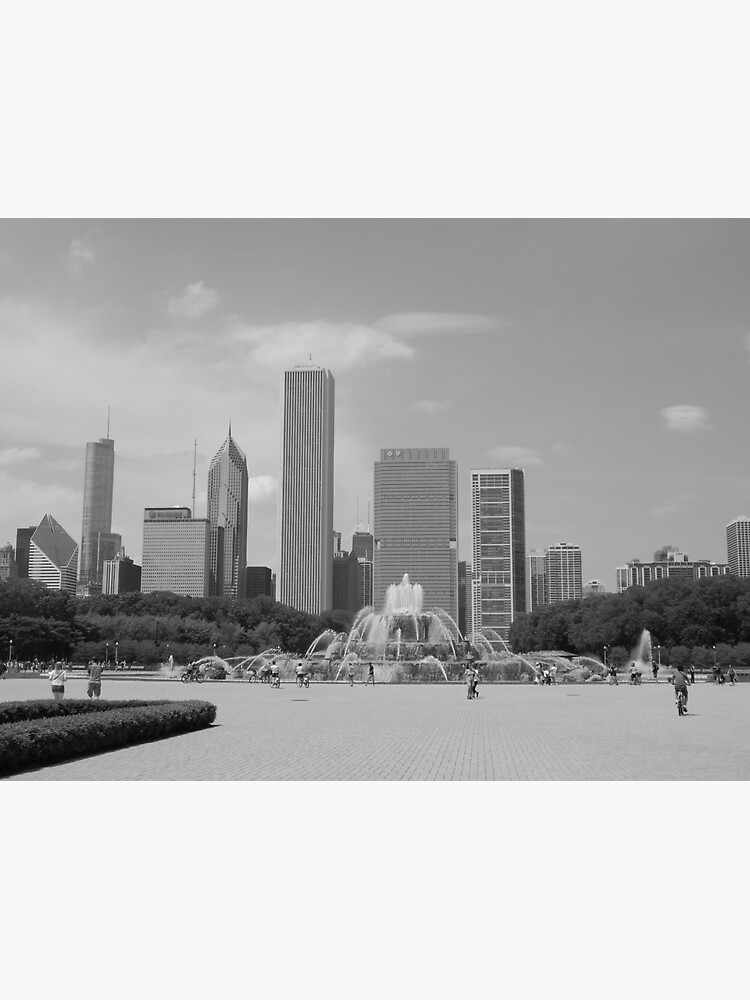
(28, 515, 78, 594)
(583, 579, 606, 597)
(278, 366, 335, 613)
(545, 543, 582, 603)
(470, 468, 526, 643)
(457, 561, 473, 638)
(726, 518, 750, 577)
(526, 549, 547, 612)
(141, 507, 210, 597)
(374, 448, 458, 621)
(0, 543, 15, 582)
(351, 530, 374, 610)
(617, 548, 730, 592)
(246, 566, 275, 600)
(102, 553, 142, 595)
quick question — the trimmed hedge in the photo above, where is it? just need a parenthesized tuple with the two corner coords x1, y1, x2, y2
(0, 699, 217, 777)
(0, 698, 174, 726)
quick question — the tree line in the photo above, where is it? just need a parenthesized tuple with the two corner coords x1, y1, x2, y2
(0, 580, 354, 665)
(508, 574, 750, 668)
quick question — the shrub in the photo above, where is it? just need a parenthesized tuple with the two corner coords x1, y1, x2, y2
(0, 699, 216, 776)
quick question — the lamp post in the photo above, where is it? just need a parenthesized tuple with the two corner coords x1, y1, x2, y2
(155, 619, 160, 660)
(603, 645, 609, 668)
(115, 641, 119, 666)
(8, 639, 12, 667)
(657, 645, 661, 668)
(106, 641, 109, 666)
(213, 643, 217, 660)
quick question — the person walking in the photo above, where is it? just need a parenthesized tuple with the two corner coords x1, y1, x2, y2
(48, 662, 67, 702)
(652, 662, 659, 683)
(87, 659, 103, 700)
(728, 665, 737, 686)
(348, 663, 355, 687)
(472, 666, 480, 699)
(366, 663, 375, 687)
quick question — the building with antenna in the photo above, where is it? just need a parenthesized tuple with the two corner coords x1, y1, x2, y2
(278, 366, 335, 613)
(207, 428, 249, 598)
(79, 426, 121, 595)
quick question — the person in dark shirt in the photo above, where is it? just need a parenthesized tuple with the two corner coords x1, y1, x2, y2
(673, 665, 689, 711)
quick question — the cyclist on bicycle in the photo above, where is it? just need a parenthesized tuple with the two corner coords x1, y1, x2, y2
(296, 662, 305, 685)
(673, 665, 689, 712)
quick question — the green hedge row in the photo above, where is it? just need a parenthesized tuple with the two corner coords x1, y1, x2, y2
(0, 698, 173, 726)
(0, 699, 217, 777)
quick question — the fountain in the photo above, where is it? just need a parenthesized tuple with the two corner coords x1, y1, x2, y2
(630, 629, 653, 671)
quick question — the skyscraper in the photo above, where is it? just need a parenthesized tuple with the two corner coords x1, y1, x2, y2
(278, 366, 335, 613)
(373, 448, 458, 620)
(470, 469, 526, 643)
(15, 526, 36, 579)
(29, 515, 78, 594)
(141, 507, 210, 597)
(207, 429, 249, 598)
(726, 517, 750, 576)
(352, 530, 374, 610)
(545, 542, 583, 603)
(79, 436, 121, 591)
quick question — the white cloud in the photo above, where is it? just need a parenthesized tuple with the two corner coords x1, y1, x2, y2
(168, 280, 220, 319)
(229, 320, 414, 370)
(409, 399, 450, 414)
(249, 475, 277, 502)
(486, 445, 543, 467)
(0, 446, 41, 466)
(661, 405, 709, 433)
(375, 312, 499, 336)
(66, 236, 96, 275)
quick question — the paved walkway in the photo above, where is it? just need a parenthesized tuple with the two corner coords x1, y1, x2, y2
(2, 677, 748, 780)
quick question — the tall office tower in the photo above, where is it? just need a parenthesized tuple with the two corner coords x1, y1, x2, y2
(15, 526, 36, 579)
(545, 542, 583, 603)
(527, 549, 547, 611)
(28, 515, 78, 593)
(727, 518, 750, 576)
(351, 530, 374, 610)
(79, 436, 121, 590)
(617, 550, 730, 592)
(278, 366, 335, 613)
(141, 507, 210, 597)
(207, 429, 249, 598)
(374, 448, 458, 620)
(102, 554, 142, 595)
(470, 469, 526, 643)
(0, 543, 15, 582)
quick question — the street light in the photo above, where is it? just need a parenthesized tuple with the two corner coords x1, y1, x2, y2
(115, 641, 119, 666)
(8, 639, 12, 667)
(105, 641, 109, 666)
(657, 645, 661, 668)
(213, 643, 217, 660)
(603, 645, 609, 668)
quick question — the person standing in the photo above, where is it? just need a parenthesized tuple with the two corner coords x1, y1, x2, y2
(652, 662, 658, 683)
(464, 664, 475, 699)
(348, 663, 355, 687)
(87, 659, 103, 700)
(49, 662, 67, 701)
(689, 664, 696, 685)
(728, 665, 737, 686)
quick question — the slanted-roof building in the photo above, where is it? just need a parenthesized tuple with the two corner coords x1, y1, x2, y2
(29, 515, 79, 594)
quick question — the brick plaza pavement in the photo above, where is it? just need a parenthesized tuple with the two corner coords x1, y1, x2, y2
(2, 676, 749, 780)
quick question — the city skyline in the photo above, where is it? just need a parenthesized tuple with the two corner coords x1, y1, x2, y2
(2, 220, 750, 594)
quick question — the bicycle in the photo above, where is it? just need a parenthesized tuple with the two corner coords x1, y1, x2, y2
(181, 666, 204, 684)
(296, 673, 309, 689)
(676, 688, 687, 716)
(271, 673, 281, 688)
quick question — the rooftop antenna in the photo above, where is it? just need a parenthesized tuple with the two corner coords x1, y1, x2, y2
(367, 499, 371, 533)
(356, 497, 360, 533)
(192, 438, 197, 517)
(106, 406, 110, 438)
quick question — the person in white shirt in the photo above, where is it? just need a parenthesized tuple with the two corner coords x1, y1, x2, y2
(49, 663, 67, 701)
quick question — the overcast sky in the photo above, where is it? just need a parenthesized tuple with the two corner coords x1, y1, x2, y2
(2, 219, 749, 590)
